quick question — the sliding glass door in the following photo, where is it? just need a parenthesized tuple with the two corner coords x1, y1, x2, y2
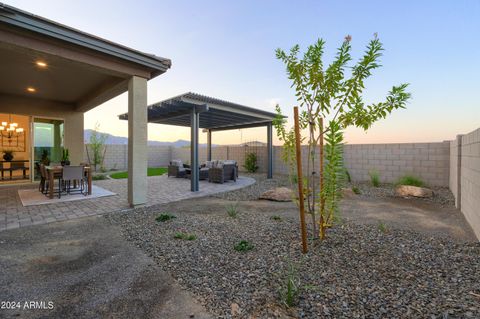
(32, 118, 64, 180)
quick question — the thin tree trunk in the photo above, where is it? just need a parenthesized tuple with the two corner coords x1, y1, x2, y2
(294, 107, 308, 253)
(319, 118, 325, 239)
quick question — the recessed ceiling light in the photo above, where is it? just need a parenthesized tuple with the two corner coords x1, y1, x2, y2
(36, 61, 47, 68)
(27, 87, 36, 93)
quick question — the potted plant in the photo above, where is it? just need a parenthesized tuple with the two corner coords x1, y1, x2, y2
(2, 150, 14, 162)
(61, 148, 70, 166)
(40, 149, 50, 165)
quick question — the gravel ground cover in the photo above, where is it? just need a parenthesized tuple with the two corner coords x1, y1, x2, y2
(214, 173, 455, 207)
(349, 181, 455, 207)
(212, 173, 291, 201)
(107, 198, 480, 318)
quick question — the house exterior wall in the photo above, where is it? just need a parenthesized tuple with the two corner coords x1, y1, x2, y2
(0, 95, 84, 165)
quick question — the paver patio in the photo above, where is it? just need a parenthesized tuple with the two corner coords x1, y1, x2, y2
(0, 175, 255, 232)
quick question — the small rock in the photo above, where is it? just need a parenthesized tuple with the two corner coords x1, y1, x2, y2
(395, 185, 434, 198)
(342, 188, 357, 199)
(231, 303, 240, 316)
(259, 187, 294, 202)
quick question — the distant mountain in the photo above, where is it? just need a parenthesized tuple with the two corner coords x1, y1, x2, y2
(84, 129, 212, 147)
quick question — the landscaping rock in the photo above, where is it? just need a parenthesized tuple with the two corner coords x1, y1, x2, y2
(259, 187, 294, 202)
(107, 200, 480, 319)
(342, 187, 357, 199)
(395, 185, 434, 198)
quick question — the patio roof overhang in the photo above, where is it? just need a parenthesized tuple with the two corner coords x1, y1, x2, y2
(118, 92, 282, 131)
(119, 92, 285, 192)
(0, 3, 171, 112)
(0, 3, 172, 207)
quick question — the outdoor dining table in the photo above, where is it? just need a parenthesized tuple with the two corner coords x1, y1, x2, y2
(45, 165, 92, 199)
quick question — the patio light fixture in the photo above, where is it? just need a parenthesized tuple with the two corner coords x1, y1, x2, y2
(0, 115, 24, 139)
(36, 60, 48, 68)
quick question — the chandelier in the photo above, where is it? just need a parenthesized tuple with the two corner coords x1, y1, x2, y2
(0, 115, 24, 139)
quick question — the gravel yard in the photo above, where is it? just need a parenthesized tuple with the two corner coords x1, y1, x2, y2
(348, 181, 456, 207)
(212, 173, 291, 201)
(107, 193, 480, 318)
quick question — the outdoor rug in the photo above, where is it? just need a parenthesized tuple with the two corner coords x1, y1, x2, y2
(18, 185, 116, 206)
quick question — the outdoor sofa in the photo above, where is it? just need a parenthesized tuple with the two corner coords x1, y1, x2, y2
(207, 160, 238, 184)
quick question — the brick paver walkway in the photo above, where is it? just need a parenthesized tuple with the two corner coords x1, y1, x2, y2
(0, 175, 255, 232)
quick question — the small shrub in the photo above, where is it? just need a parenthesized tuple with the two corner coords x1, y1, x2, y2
(377, 221, 389, 234)
(271, 215, 282, 221)
(92, 174, 108, 181)
(345, 169, 351, 183)
(226, 202, 239, 218)
(174, 232, 196, 240)
(243, 152, 259, 173)
(279, 262, 300, 308)
(352, 186, 361, 195)
(369, 170, 380, 187)
(234, 240, 254, 252)
(290, 174, 298, 185)
(156, 213, 176, 222)
(396, 175, 424, 187)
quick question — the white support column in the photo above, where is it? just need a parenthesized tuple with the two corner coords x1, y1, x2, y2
(128, 76, 148, 207)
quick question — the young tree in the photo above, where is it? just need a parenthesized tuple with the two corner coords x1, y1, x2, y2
(274, 34, 411, 240)
(87, 122, 108, 172)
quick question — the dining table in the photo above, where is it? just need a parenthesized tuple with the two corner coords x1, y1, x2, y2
(45, 165, 92, 199)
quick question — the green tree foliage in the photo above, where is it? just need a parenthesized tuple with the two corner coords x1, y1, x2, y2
(274, 34, 411, 240)
(87, 122, 107, 172)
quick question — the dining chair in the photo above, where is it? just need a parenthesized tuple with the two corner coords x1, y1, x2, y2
(61, 166, 86, 197)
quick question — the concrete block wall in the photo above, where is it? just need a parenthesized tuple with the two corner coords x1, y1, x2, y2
(457, 128, 480, 239)
(343, 142, 450, 186)
(84, 144, 171, 170)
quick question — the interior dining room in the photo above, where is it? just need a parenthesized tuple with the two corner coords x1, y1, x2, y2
(0, 113, 31, 184)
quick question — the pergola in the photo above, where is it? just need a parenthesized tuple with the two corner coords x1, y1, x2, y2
(119, 92, 283, 191)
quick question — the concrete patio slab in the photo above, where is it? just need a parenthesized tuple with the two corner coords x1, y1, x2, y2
(0, 216, 213, 318)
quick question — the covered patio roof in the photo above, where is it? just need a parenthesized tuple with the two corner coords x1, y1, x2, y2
(119, 92, 279, 131)
(119, 92, 283, 191)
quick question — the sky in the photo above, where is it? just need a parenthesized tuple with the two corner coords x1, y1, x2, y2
(7, 0, 480, 145)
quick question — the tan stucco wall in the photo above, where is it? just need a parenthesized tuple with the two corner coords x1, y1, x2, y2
(0, 95, 84, 164)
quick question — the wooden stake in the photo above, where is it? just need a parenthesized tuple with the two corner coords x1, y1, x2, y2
(319, 118, 325, 239)
(294, 107, 308, 253)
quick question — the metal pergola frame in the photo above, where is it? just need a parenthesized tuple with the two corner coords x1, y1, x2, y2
(119, 92, 284, 191)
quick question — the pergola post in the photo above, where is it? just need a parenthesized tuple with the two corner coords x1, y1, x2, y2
(127, 76, 148, 207)
(190, 108, 200, 191)
(207, 129, 212, 161)
(267, 122, 273, 179)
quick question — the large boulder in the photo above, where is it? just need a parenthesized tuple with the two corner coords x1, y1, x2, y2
(395, 185, 434, 198)
(259, 187, 294, 202)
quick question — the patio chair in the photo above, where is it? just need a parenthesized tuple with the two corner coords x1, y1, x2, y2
(208, 160, 238, 184)
(168, 160, 187, 178)
(61, 165, 86, 197)
(41, 164, 63, 197)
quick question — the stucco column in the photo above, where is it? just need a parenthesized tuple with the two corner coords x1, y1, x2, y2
(64, 112, 84, 165)
(128, 76, 148, 207)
